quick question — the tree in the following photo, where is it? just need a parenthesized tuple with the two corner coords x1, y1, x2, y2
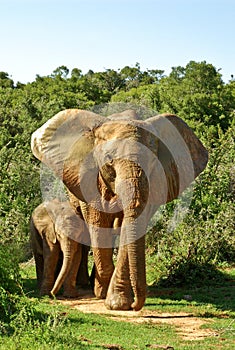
(0, 71, 14, 88)
(111, 84, 161, 112)
(120, 63, 142, 89)
(51, 65, 69, 79)
(158, 61, 233, 129)
(94, 69, 125, 93)
(146, 69, 165, 83)
(71, 68, 82, 80)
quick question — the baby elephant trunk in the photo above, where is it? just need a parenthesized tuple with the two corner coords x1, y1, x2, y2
(50, 240, 78, 296)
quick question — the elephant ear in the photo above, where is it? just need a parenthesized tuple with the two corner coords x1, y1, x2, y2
(146, 113, 208, 203)
(32, 202, 57, 244)
(45, 221, 57, 244)
(31, 109, 106, 200)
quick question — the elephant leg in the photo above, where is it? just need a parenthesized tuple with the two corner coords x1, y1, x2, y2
(55, 251, 63, 279)
(105, 244, 133, 310)
(40, 241, 60, 296)
(34, 252, 44, 290)
(105, 202, 154, 311)
(76, 244, 90, 288)
(30, 219, 44, 289)
(80, 202, 114, 298)
(63, 244, 82, 298)
(93, 247, 114, 299)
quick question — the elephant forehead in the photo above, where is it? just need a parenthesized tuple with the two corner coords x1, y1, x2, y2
(108, 109, 140, 120)
(94, 120, 158, 152)
(55, 210, 84, 230)
(95, 120, 139, 140)
(51, 201, 85, 240)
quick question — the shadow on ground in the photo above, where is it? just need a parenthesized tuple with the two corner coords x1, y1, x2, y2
(146, 263, 235, 315)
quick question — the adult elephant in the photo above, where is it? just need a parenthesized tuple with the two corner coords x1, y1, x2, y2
(31, 109, 208, 310)
(30, 199, 88, 297)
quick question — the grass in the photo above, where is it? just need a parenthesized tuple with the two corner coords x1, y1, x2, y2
(0, 261, 234, 350)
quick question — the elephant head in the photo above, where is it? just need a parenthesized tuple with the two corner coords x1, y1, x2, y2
(31, 108, 208, 310)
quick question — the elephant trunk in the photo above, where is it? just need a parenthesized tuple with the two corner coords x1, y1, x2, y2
(50, 241, 75, 296)
(127, 234, 146, 311)
(116, 160, 149, 311)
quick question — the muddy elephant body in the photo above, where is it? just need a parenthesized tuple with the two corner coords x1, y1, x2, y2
(30, 199, 89, 297)
(31, 109, 208, 310)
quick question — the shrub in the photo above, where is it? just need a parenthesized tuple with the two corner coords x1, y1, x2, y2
(0, 244, 22, 329)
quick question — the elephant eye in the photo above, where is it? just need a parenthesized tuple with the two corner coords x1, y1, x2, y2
(105, 154, 113, 164)
(101, 161, 116, 179)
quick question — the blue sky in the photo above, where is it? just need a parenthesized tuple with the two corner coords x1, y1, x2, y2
(1, 0, 234, 83)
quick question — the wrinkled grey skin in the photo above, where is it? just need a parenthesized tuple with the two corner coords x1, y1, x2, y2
(31, 109, 208, 310)
(30, 199, 88, 297)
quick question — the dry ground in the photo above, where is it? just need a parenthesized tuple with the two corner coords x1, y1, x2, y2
(57, 291, 216, 341)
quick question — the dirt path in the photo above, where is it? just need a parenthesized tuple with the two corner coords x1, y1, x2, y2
(57, 292, 216, 341)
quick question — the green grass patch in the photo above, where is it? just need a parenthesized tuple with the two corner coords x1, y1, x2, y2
(0, 263, 234, 350)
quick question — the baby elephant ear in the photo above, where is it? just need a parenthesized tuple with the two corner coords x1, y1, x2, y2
(147, 114, 208, 202)
(31, 109, 106, 200)
(32, 202, 57, 244)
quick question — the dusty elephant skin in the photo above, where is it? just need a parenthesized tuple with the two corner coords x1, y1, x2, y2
(31, 109, 208, 311)
(30, 199, 89, 297)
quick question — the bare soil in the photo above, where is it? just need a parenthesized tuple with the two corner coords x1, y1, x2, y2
(57, 291, 216, 341)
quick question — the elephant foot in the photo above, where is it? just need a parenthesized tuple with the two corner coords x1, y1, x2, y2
(104, 272, 134, 310)
(40, 287, 52, 297)
(105, 293, 145, 311)
(94, 272, 113, 300)
(131, 296, 146, 311)
(105, 292, 133, 310)
(62, 287, 79, 298)
(94, 280, 109, 299)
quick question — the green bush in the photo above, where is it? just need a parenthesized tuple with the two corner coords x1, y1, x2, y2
(0, 244, 22, 329)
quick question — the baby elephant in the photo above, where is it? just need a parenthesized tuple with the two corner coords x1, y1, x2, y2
(30, 199, 88, 297)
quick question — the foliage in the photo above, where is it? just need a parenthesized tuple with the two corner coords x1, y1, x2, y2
(111, 84, 161, 111)
(0, 243, 21, 327)
(158, 61, 235, 130)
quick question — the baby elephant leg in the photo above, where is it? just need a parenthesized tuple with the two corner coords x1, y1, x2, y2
(76, 244, 90, 288)
(40, 241, 60, 296)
